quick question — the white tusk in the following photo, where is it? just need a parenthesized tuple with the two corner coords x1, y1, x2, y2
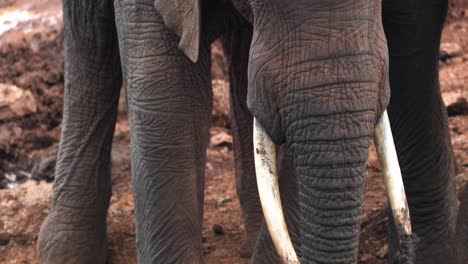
(374, 110, 412, 235)
(253, 118, 299, 264)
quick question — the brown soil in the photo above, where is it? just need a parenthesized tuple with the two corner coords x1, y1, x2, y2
(0, 1, 467, 264)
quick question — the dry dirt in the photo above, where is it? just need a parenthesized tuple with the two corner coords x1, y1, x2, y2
(0, 1, 467, 263)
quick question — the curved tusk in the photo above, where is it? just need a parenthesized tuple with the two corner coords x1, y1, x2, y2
(374, 110, 412, 235)
(253, 118, 299, 264)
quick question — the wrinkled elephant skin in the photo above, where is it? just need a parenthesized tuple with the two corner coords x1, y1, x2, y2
(37, 0, 465, 263)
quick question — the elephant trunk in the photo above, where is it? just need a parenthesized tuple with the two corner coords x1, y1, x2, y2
(287, 110, 371, 263)
(255, 110, 415, 263)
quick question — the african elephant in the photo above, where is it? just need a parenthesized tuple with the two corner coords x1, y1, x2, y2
(37, 0, 465, 263)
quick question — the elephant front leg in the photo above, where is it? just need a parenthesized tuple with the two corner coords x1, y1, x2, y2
(114, 0, 213, 262)
(37, 0, 122, 263)
(223, 27, 264, 258)
(382, 0, 459, 263)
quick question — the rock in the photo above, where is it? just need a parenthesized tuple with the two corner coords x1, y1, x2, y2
(215, 197, 232, 207)
(212, 224, 224, 236)
(440, 42, 462, 61)
(447, 97, 468, 116)
(377, 243, 388, 259)
(212, 79, 230, 127)
(0, 84, 37, 121)
(209, 128, 233, 148)
(0, 123, 22, 146)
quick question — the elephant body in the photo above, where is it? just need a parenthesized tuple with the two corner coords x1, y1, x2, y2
(38, 0, 465, 263)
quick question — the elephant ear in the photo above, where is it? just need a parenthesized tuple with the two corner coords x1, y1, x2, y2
(154, 0, 201, 62)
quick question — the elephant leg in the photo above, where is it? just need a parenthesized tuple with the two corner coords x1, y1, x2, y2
(114, 0, 212, 262)
(222, 26, 263, 258)
(37, 0, 122, 263)
(382, 0, 459, 263)
(456, 185, 468, 263)
(250, 146, 301, 264)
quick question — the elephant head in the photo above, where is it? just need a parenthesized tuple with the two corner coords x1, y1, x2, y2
(156, 0, 414, 262)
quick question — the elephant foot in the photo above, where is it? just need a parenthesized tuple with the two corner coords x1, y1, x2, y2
(38, 210, 108, 264)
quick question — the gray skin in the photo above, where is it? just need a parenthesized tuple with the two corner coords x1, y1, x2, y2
(37, 0, 466, 263)
(456, 187, 468, 263)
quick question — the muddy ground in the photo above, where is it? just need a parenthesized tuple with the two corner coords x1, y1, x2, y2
(0, 1, 467, 263)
